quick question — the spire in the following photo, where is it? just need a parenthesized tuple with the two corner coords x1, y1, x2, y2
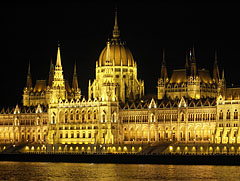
(56, 41, 62, 68)
(105, 40, 111, 65)
(190, 45, 197, 76)
(191, 44, 196, 63)
(160, 48, 168, 80)
(222, 69, 225, 80)
(112, 7, 120, 40)
(52, 41, 65, 88)
(213, 50, 220, 81)
(26, 60, 32, 89)
(48, 57, 54, 87)
(72, 61, 79, 90)
(185, 51, 189, 69)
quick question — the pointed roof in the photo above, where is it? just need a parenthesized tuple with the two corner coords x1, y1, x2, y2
(56, 41, 62, 68)
(160, 48, 168, 79)
(190, 45, 197, 76)
(26, 61, 32, 89)
(213, 50, 220, 81)
(72, 61, 79, 90)
(179, 97, 187, 108)
(48, 58, 54, 86)
(112, 7, 120, 40)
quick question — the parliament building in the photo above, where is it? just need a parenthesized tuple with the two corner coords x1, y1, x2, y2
(1, 10, 240, 154)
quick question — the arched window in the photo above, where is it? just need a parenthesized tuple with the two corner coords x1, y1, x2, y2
(102, 114, 106, 123)
(219, 110, 223, 120)
(94, 110, 97, 120)
(82, 111, 85, 122)
(151, 114, 154, 122)
(70, 111, 73, 120)
(52, 116, 55, 124)
(76, 111, 79, 120)
(181, 114, 184, 121)
(226, 110, 230, 119)
(234, 109, 238, 119)
(65, 111, 68, 123)
(88, 110, 91, 120)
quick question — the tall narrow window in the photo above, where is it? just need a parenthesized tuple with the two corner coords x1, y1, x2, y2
(94, 111, 97, 119)
(226, 110, 230, 119)
(65, 112, 68, 123)
(88, 110, 91, 120)
(181, 114, 184, 121)
(76, 111, 79, 120)
(82, 111, 85, 122)
(234, 109, 238, 119)
(102, 114, 106, 123)
(70, 111, 73, 120)
(219, 110, 223, 120)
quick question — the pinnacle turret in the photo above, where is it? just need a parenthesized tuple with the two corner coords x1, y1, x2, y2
(72, 61, 79, 91)
(112, 7, 120, 40)
(26, 61, 32, 89)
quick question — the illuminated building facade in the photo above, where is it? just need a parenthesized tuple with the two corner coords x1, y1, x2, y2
(1, 10, 240, 154)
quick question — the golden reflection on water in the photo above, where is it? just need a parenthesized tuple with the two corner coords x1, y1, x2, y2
(0, 162, 239, 180)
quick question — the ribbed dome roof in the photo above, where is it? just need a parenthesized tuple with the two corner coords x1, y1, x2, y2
(98, 40, 135, 67)
(97, 8, 135, 67)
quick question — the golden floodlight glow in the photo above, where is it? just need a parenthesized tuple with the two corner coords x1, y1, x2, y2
(169, 146, 173, 151)
(25, 146, 29, 151)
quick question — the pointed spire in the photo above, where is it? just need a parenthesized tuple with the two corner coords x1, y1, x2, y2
(72, 61, 79, 90)
(48, 57, 54, 86)
(112, 7, 120, 40)
(190, 45, 197, 76)
(56, 41, 62, 68)
(191, 44, 196, 63)
(105, 40, 111, 65)
(160, 48, 168, 80)
(52, 41, 65, 89)
(222, 69, 225, 80)
(26, 60, 32, 89)
(185, 51, 189, 69)
(213, 50, 220, 81)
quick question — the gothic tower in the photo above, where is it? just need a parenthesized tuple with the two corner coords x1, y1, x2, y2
(157, 49, 168, 99)
(88, 9, 144, 103)
(51, 42, 66, 103)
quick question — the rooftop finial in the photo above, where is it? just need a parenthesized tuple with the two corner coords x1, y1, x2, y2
(112, 6, 120, 39)
(56, 41, 62, 67)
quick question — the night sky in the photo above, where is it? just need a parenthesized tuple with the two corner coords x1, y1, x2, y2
(1, 2, 240, 107)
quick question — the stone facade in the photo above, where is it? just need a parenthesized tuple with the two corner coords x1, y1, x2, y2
(1, 10, 240, 154)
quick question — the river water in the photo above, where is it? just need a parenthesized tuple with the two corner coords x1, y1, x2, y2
(0, 161, 239, 180)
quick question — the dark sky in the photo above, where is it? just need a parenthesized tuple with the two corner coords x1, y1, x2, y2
(1, 2, 240, 107)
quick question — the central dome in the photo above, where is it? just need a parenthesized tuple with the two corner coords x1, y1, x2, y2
(98, 40, 135, 67)
(97, 9, 135, 67)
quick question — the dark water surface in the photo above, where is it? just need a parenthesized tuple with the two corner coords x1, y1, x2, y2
(0, 161, 239, 180)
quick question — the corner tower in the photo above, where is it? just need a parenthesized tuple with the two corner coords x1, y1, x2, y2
(88, 9, 144, 103)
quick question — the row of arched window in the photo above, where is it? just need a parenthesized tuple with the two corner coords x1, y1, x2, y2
(219, 109, 238, 120)
(188, 113, 216, 122)
(63, 110, 98, 123)
(59, 131, 94, 139)
(121, 115, 148, 123)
